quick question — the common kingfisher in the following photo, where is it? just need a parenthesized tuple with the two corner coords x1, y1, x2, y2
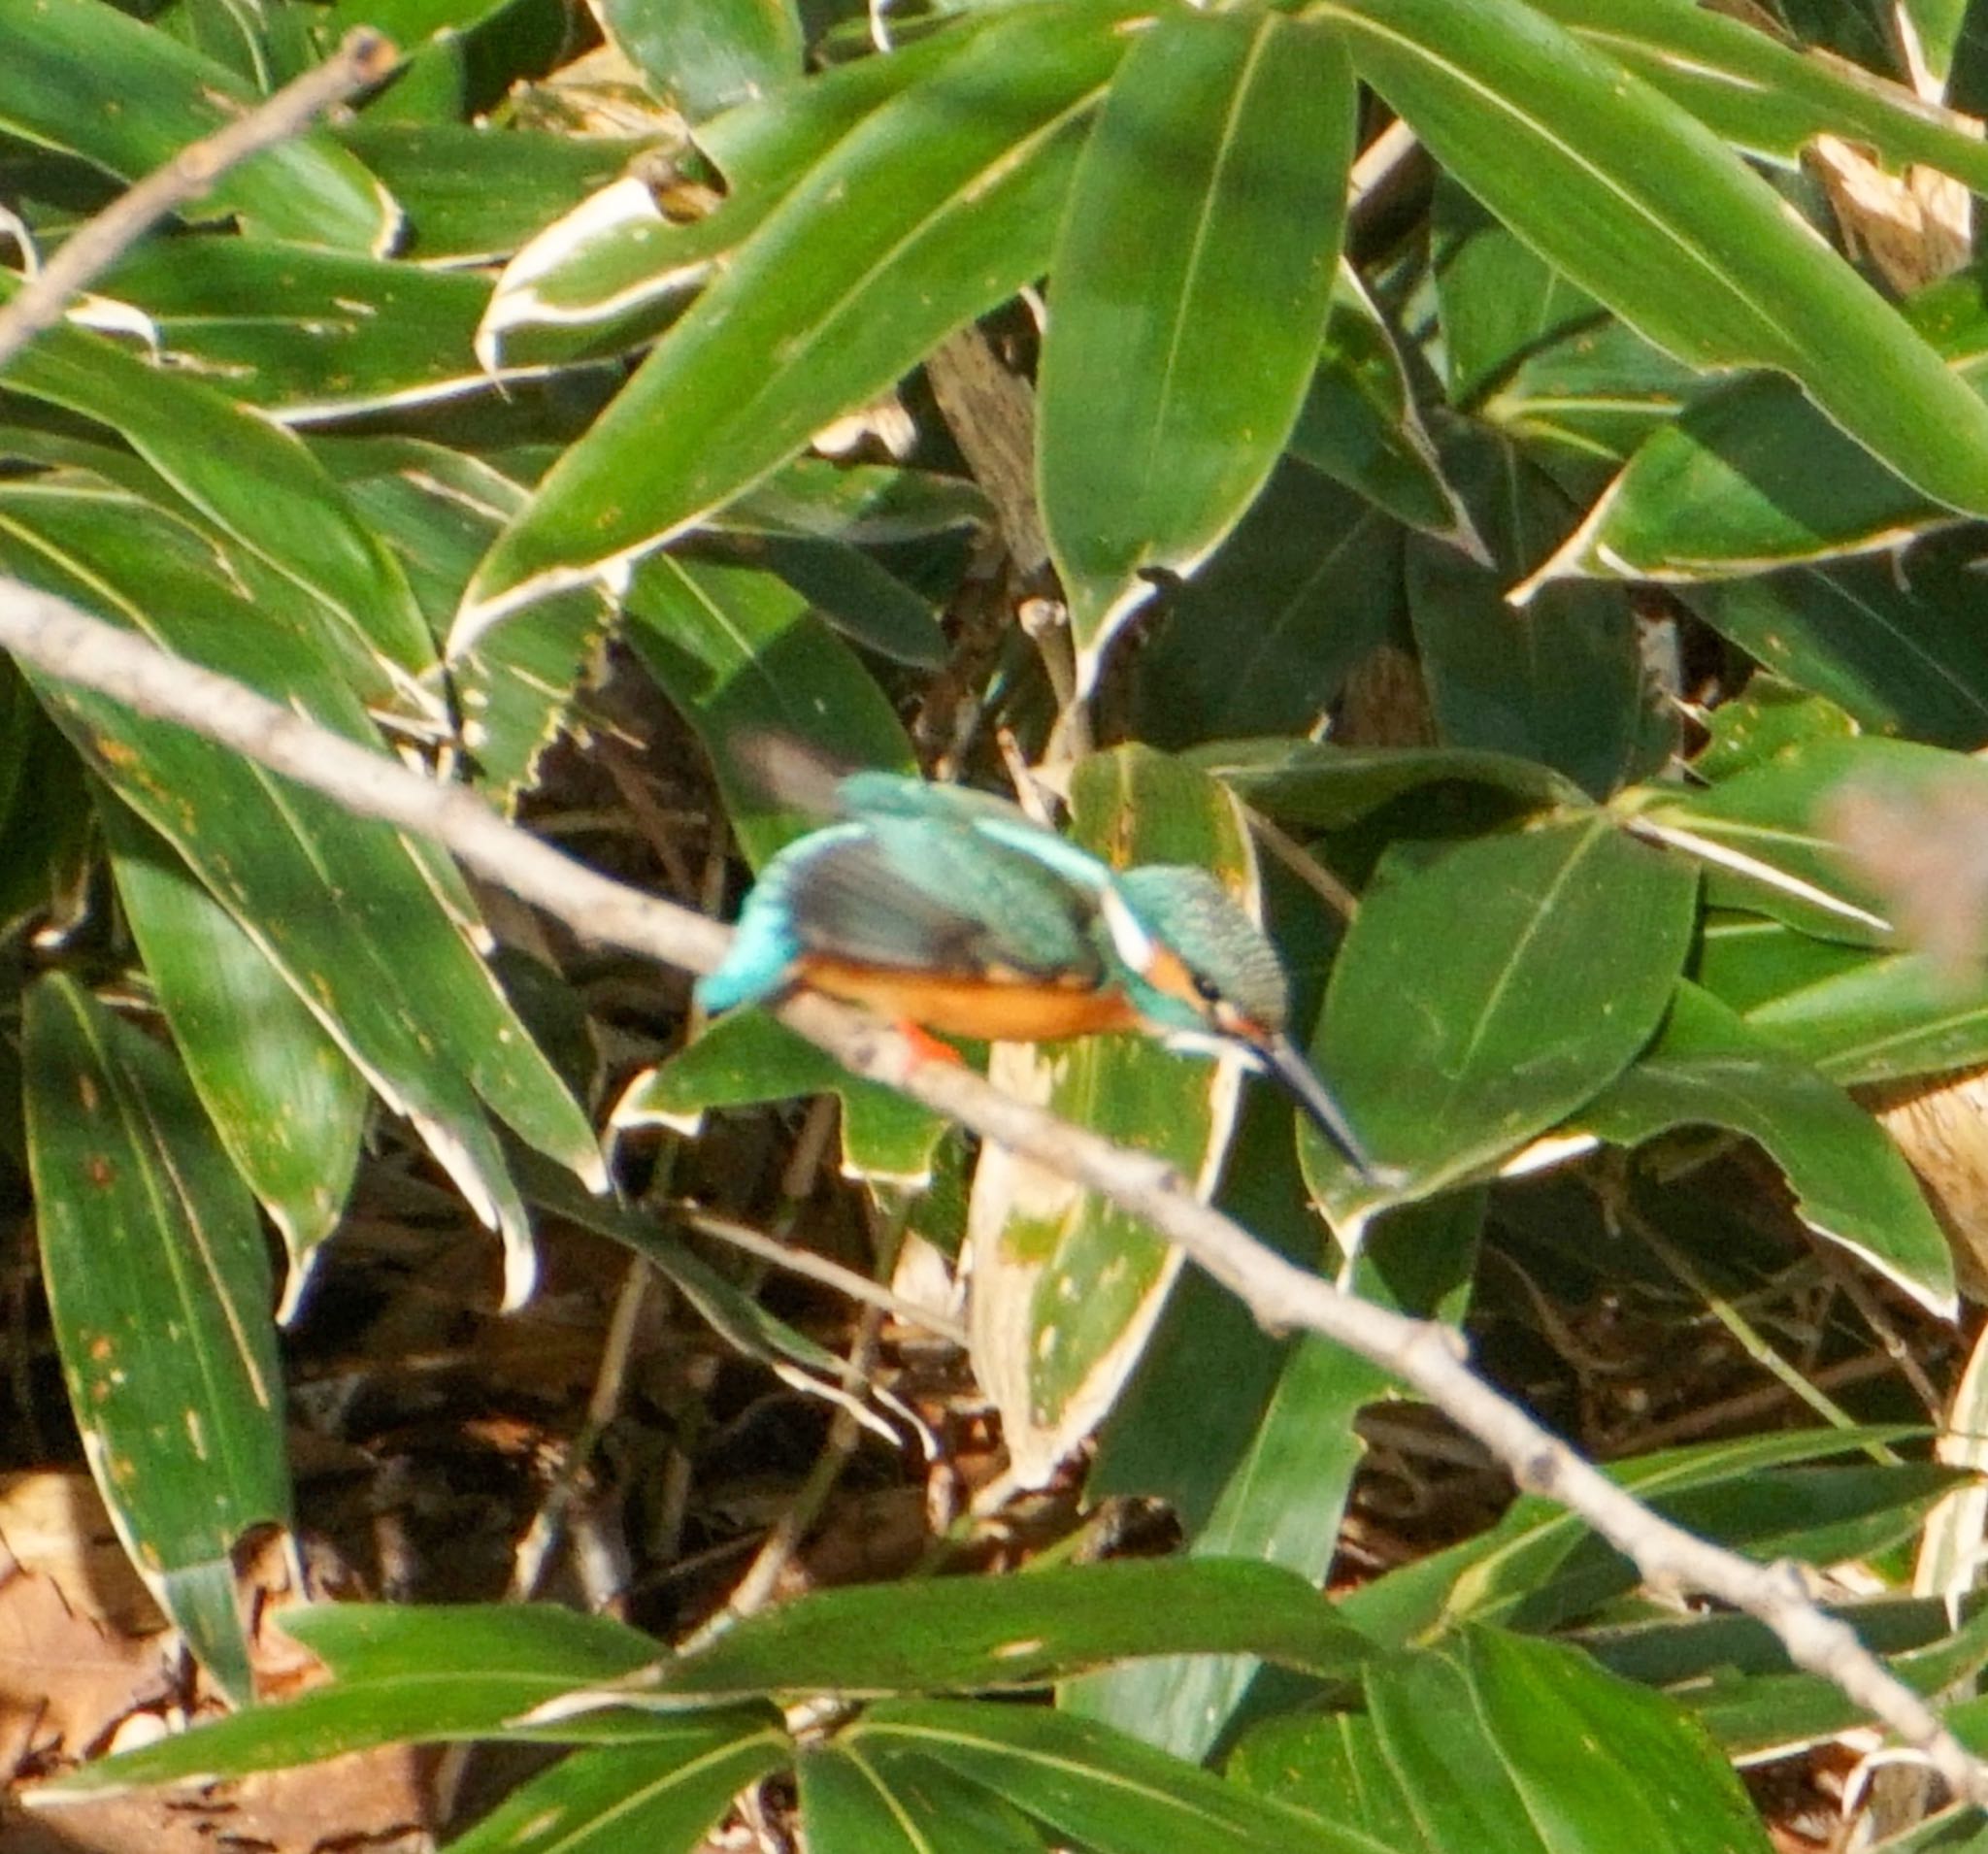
(696, 767, 1386, 1182)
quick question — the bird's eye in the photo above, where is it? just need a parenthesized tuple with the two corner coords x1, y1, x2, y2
(1190, 972, 1222, 1006)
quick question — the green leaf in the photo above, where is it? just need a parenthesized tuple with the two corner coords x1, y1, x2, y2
(1191, 737, 1586, 830)
(1541, 0, 1988, 183)
(640, 1559, 1373, 1702)
(460, 0, 1133, 631)
(104, 803, 367, 1311)
(42, 1605, 722, 1794)
(596, 0, 802, 120)
(95, 237, 497, 421)
(0, 0, 395, 250)
(800, 1744, 1055, 1853)
(635, 1009, 947, 1185)
(1690, 679, 1861, 783)
(474, 32, 977, 370)
(1528, 258, 1988, 581)
(737, 533, 949, 669)
(513, 1150, 882, 1403)
(1682, 537, 1988, 750)
(1041, 7, 1354, 688)
(851, 1700, 1391, 1854)
(1740, 946, 1988, 1085)
(4, 488, 602, 1311)
(23, 975, 289, 1704)
(1073, 1188, 1481, 1762)
(1321, 0, 1988, 520)
(1575, 981, 1955, 1313)
(317, 438, 610, 809)
(1434, 187, 1703, 484)
(0, 300, 434, 677)
(1340, 1428, 1931, 1646)
(968, 747, 1262, 1485)
(1232, 1629, 1771, 1854)
(1, 308, 435, 683)
(1306, 816, 1699, 1211)
(619, 552, 914, 869)
(443, 1721, 792, 1854)
(1631, 735, 1908, 945)
(1405, 440, 1673, 799)
(1290, 266, 1483, 552)
(1132, 460, 1401, 749)
(337, 122, 647, 263)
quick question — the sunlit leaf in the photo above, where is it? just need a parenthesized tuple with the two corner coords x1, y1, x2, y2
(1041, 7, 1354, 688)
(0, 0, 395, 250)
(1324, 0, 1988, 520)
(460, 0, 1135, 632)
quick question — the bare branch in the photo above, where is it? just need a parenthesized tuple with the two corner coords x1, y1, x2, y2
(3, 575, 1983, 1804)
(0, 28, 399, 377)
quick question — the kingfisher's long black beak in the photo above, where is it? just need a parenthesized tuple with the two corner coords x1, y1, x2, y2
(1252, 1032, 1400, 1188)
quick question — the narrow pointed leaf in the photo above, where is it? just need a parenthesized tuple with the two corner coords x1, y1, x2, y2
(968, 748, 1259, 1487)
(801, 1745, 1053, 1853)
(620, 553, 913, 870)
(641, 1559, 1373, 1701)
(475, 30, 975, 369)
(1232, 1629, 1771, 1854)
(0, 300, 434, 675)
(0, 0, 395, 251)
(1633, 737, 1910, 945)
(598, 0, 802, 120)
(336, 122, 645, 264)
(1289, 267, 1483, 552)
(460, 0, 1134, 633)
(1134, 463, 1400, 748)
(4, 489, 601, 1310)
(854, 1700, 1393, 1854)
(637, 1009, 946, 1185)
(1322, 0, 1988, 520)
(105, 803, 367, 1296)
(1682, 537, 1988, 749)
(23, 975, 288, 1703)
(41, 1605, 738, 1794)
(1042, 8, 1355, 690)
(443, 1724, 791, 1854)
(1073, 1190, 1481, 1762)
(96, 238, 497, 421)
(1541, 0, 1988, 182)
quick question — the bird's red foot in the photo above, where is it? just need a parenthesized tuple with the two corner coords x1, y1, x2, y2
(896, 1019, 966, 1066)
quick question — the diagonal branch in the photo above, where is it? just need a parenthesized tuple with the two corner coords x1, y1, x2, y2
(2, 575, 1982, 1805)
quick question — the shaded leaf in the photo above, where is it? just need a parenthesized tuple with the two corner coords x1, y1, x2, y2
(1576, 981, 1955, 1312)
(619, 552, 914, 869)
(852, 1700, 1391, 1854)
(23, 975, 288, 1703)
(104, 803, 367, 1309)
(1232, 1628, 1770, 1854)
(444, 1721, 791, 1854)
(967, 748, 1259, 1487)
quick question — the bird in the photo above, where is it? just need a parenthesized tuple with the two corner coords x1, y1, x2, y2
(695, 761, 1387, 1182)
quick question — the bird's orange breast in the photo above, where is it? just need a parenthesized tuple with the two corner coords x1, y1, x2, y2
(794, 955, 1141, 1042)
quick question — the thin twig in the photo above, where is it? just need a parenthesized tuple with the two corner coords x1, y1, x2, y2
(673, 1206, 968, 1346)
(0, 30, 399, 378)
(3, 579, 1984, 1804)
